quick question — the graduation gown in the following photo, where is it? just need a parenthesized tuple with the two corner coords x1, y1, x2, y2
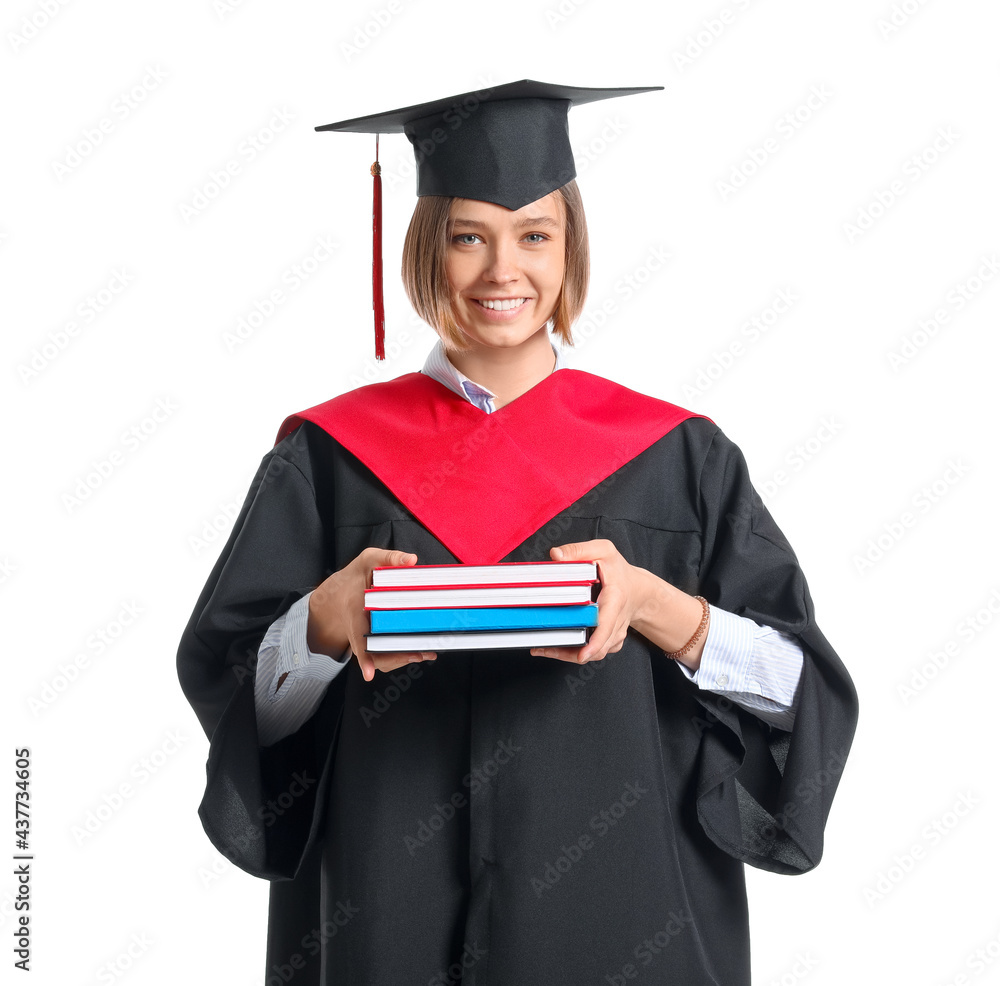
(177, 369, 858, 985)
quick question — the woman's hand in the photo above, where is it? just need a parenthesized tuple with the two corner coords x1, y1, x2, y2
(529, 539, 707, 670)
(307, 547, 437, 683)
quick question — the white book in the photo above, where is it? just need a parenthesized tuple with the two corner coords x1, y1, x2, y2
(364, 582, 594, 610)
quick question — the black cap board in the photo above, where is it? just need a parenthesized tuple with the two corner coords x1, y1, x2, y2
(315, 79, 663, 210)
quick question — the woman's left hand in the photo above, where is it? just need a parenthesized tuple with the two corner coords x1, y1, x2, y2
(529, 539, 652, 665)
(530, 539, 709, 669)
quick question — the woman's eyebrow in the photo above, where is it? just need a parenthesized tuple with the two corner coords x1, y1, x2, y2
(515, 215, 561, 229)
(448, 215, 561, 229)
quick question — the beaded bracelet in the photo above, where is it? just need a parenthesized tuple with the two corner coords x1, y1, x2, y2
(665, 595, 710, 660)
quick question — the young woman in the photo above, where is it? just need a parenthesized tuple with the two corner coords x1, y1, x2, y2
(179, 82, 858, 986)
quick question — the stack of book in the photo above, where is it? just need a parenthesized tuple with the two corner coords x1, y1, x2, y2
(365, 560, 600, 652)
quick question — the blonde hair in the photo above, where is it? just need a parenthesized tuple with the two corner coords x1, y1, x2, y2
(401, 180, 589, 349)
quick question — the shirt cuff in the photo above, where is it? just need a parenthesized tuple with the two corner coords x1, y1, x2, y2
(254, 593, 352, 747)
(675, 604, 755, 692)
(673, 605, 803, 731)
(268, 593, 350, 700)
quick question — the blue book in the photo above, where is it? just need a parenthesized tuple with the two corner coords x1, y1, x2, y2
(369, 604, 599, 635)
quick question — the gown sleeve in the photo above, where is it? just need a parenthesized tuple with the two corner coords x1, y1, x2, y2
(690, 427, 859, 874)
(176, 424, 346, 880)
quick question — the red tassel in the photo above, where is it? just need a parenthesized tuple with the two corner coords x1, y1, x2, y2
(371, 134, 385, 361)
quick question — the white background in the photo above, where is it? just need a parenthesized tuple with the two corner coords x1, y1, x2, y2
(3, 0, 999, 983)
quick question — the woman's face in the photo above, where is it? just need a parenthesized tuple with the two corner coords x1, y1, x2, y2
(444, 192, 566, 353)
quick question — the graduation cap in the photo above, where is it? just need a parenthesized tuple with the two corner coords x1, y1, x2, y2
(315, 80, 663, 359)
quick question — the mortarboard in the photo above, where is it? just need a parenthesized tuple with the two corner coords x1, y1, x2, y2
(315, 80, 663, 359)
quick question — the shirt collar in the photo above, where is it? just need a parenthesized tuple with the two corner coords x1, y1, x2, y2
(420, 338, 564, 413)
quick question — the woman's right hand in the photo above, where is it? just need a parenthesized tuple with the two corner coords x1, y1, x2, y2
(306, 547, 437, 682)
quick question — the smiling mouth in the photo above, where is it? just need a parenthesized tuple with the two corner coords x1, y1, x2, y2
(475, 298, 527, 311)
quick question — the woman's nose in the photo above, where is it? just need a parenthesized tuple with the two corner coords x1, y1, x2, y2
(483, 241, 519, 283)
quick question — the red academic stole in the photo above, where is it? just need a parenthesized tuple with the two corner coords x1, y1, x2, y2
(276, 370, 700, 565)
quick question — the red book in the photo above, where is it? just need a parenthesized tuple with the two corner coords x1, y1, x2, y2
(364, 581, 596, 610)
(371, 560, 598, 589)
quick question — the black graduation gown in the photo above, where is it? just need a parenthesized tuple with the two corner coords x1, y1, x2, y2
(177, 370, 858, 985)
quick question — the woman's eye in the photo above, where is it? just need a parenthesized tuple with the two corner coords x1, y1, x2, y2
(454, 234, 481, 245)
(524, 233, 547, 244)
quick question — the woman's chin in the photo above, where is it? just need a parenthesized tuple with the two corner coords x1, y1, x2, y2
(455, 315, 552, 353)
